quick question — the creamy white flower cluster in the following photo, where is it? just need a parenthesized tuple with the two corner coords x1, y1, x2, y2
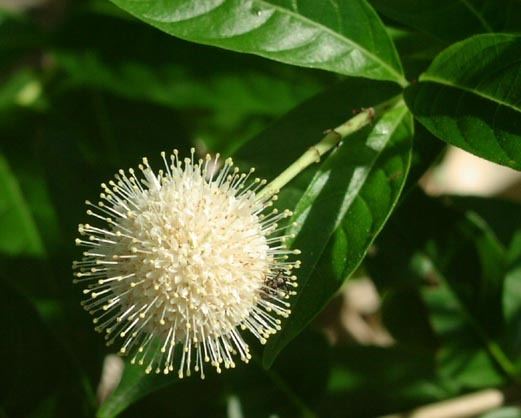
(73, 150, 299, 378)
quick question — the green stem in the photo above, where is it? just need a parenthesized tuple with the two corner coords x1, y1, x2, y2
(257, 94, 402, 201)
(487, 340, 520, 384)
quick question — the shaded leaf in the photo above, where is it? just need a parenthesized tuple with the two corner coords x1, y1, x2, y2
(0, 11, 45, 66)
(55, 47, 318, 115)
(402, 121, 444, 193)
(422, 196, 521, 372)
(449, 196, 521, 248)
(52, 11, 326, 155)
(387, 26, 445, 79)
(0, 153, 44, 257)
(367, 191, 514, 389)
(320, 345, 450, 417)
(370, 0, 521, 43)
(381, 286, 437, 349)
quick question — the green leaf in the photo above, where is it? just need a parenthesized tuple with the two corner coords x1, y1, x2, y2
(422, 274, 506, 390)
(367, 191, 515, 387)
(370, 0, 521, 43)
(54, 49, 320, 154)
(405, 34, 521, 170)
(374, 191, 508, 338)
(448, 196, 521, 248)
(52, 11, 326, 116)
(109, 0, 406, 85)
(55, 48, 318, 115)
(0, 153, 44, 257)
(263, 101, 413, 367)
(51, 11, 328, 155)
(321, 345, 450, 417)
(97, 365, 174, 418)
(432, 196, 521, 372)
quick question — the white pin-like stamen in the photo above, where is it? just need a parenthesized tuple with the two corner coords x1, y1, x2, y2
(73, 152, 299, 378)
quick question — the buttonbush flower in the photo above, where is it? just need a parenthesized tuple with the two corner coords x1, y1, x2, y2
(73, 150, 299, 378)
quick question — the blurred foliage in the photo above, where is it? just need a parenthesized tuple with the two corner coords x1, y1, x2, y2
(1, 1, 521, 418)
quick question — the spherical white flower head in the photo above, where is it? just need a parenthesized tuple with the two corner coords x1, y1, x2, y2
(73, 150, 299, 378)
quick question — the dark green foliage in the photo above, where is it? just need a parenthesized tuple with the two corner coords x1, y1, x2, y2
(2, 1, 521, 417)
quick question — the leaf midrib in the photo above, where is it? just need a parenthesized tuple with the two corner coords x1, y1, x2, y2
(254, 0, 405, 85)
(458, 0, 494, 33)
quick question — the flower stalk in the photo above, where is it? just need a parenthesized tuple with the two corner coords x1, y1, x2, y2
(257, 94, 403, 201)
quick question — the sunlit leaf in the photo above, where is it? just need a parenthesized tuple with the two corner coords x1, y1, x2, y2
(109, 0, 406, 84)
(263, 101, 413, 367)
(405, 34, 521, 170)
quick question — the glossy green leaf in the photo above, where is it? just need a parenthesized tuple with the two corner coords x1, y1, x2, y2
(405, 34, 521, 170)
(370, 0, 521, 43)
(263, 101, 413, 367)
(0, 153, 44, 257)
(109, 0, 406, 85)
